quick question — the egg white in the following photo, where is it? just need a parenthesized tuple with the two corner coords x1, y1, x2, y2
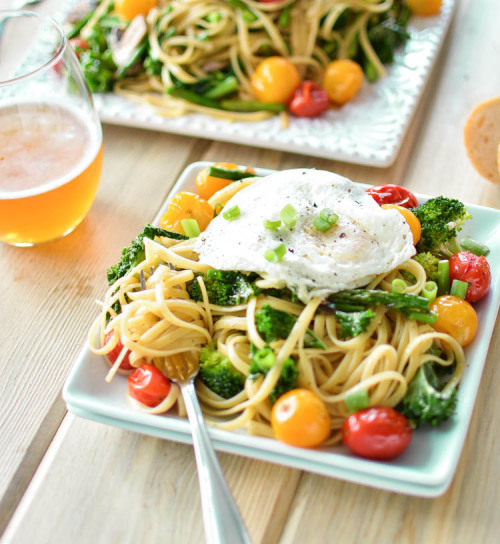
(194, 169, 416, 303)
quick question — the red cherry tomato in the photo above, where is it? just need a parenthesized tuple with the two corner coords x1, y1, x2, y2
(288, 81, 330, 118)
(366, 184, 418, 209)
(449, 251, 491, 302)
(69, 38, 89, 59)
(342, 406, 412, 460)
(104, 330, 134, 372)
(128, 363, 172, 407)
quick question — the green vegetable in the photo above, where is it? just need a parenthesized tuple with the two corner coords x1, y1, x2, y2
(189, 270, 256, 306)
(220, 100, 286, 113)
(392, 278, 407, 294)
(450, 279, 468, 299)
(411, 196, 472, 258)
(280, 204, 298, 229)
(313, 208, 338, 232)
(399, 363, 458, 427)
(344, 389, 370, 412)
(181, 218, 201, 238)
(249, 346, 298, 404)
(198, 343, 245, 399)
(208, 166, 255, 181)
(264, 219, 281, 230)
(413, 252, 440, 283)
(204, 76, 239, 99)
(460, 236, 490, 257)
(166, 87, 221, 109)
(335, 309, 376, 339)
(255, 304, 326, 349)
(265, 243, 287, 263)
(106, 224, 187, 286)
(421, 281, 438, 303)
(222, 205, 241, 221)
(437, 259, 450, 295)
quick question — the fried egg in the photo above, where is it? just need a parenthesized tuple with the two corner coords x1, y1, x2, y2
(194, 169, 416, 303)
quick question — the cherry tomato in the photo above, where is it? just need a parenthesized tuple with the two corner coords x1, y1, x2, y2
(251, 57, 300, 104)
(430, 295, 478, 347)
(160, 191, 214, 235)
(114, 0, 158, 20)
(104, 330, 134, 372)
(381, 204, 421, 245)
(342, 406, 412, 460)
(288, 81, 330, 118)
(366, 184, 418, 209)
(69, 38, 89, 59)
(271, 389, 331, 448)
(449, 251, 491, 303)
(323, 59, 364, 105)
(407, 0, 442, 16)
(195, 162, 238, 200)
(128, 363, 172, 407)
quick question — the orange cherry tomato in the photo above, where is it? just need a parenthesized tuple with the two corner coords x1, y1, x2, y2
(251, 57, 300, 104)
(322, 59, 364, 105)
(381, 204, 421, 245)
(430, 295, 478, 347)
(407, 0, 442, 17)
(160, 191, 214, 235)
(128, 363, 171, 407)
(195, 162, 238, 200)
(114, 0, 158, 20)
(271, 389, 331, 448)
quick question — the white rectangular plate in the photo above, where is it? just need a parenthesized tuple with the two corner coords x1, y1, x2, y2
(63, 162, 500, 497)
(55, 1, 455, 167)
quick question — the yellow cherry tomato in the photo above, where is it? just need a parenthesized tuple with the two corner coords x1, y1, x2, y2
(195, 162, 239, 200)
(271, 389, 331, 448)
(430, 295, 478, 347)
(251, 57, 300, 104)
(322, 59, 364, 105)
(381, 204, 422, 245)
(407, 0, 442, 16)
(160, 192, 214, 235)
(114, 0, 158, 20)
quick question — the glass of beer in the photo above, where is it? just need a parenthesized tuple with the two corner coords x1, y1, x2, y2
(0, 10, 103, 246)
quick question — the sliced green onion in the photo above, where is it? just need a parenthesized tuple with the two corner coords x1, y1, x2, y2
(181, 218, 200, 238)
(437, 260, 450, 295)
(320, 208, 339, 225)
(208, 166, 254, 181)
(450, 279, 468, 299)
(265, 243, 287, 263)
(344, 390, 370, 413)
(460, 236, 490, 257)
(264, 219, 281, 230)
(280, 204, 298, 228)
(392, 278, 407, 294)
(422, 281, 438, 303)
(406, 311, 438, 324)
(313, 216, 332, 232)
(222, 205, 240, 221)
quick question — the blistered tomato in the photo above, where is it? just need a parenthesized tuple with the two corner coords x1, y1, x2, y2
(160, 192, 214, 235)
(342, 406, 412, 460)
(430, 295, 478, 347)
(381, 204, 421, 245)
(288, 81, 330, 118)
(271, 389, 331, 448)
(128, 363, 172, 407)
(449, 251, 491, 302)
(251, 57, 300, 104)
(366, 184, 418, 209)
(195, 162, 238, 200)
(104, 330, 134, 372)
(323, 59, 364, 105)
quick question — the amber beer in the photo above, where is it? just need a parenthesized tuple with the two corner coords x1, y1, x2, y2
(0, 102, 103, 246)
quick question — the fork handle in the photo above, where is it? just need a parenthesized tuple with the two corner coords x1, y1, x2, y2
(181, 381, 253, 544)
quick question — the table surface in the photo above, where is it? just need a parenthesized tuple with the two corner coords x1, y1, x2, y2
(1, 1, 499, 543)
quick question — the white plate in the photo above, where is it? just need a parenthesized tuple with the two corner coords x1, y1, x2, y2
(55, 1, 455, 167)
(63, 162, 500, 497)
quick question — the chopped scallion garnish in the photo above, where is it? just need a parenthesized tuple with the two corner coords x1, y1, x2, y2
(313, 208, 338, 232)
(392, 278, 407, 294)
(181, 218, 201, 238)
(222, 205, 240, 221)
(280, 204, 298, 228)
(264, 219, 281, 230)
(265, 243, 287, 263)
(450, 279, 468, 299)
(437, 259, 450, 295)
(422, 281, 438, 303)
(344, 389, 370, 413)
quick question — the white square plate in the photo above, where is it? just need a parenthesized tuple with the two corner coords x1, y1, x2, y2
(54, 1, 456, 167)
(63, 162, 500, 497)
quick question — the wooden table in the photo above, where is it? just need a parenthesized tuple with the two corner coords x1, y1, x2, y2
(1, 1, 499, 542)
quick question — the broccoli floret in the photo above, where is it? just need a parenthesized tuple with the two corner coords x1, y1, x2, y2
(413, 252, 441, 282)
(189, 270, 256, 306)
(249, 346, 298, 403)
(198, 343, 245, 399)
(106, 224, 187, 286)
(335, 309, 376, 339)
(255, 304, 325, 349)
(399, 363, 457, 427)
(411, 196, 472, 258)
